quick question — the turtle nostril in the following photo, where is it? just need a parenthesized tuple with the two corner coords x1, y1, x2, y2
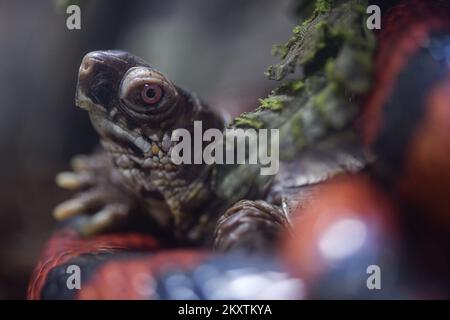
(79, 52, 106, 77)
(79, 59, 93, 76)
(79, 57, 95, 77)
(82, 60, 92, 71)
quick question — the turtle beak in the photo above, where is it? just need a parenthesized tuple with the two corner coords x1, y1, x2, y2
(75, 50, 131, 112)
(75, 51, 109, 111)
(76, 51, 108, 111)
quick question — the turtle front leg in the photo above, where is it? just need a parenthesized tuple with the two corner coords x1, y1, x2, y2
(213, 200, 289, 254)
(53, 151, 136, 236)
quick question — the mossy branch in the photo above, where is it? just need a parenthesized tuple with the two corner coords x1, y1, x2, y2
(231, 0, 375, 160)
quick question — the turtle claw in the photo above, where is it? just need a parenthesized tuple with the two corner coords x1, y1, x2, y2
(55, 152, 109, 191)
(213, 200, 289, 254)
(53, 189, 107, 220)
(77, 204, 129, 237)
(53, 151, 135, 236)
(55, 171, 93, 190)
(53, 197, 85, 220)
(70, 153, 105, 172)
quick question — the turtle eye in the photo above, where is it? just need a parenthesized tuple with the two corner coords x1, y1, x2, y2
(119, 67, 180, 120)
(141, 83, 163, 105)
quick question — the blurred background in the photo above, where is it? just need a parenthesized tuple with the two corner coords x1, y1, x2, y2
(0, 0, 296, 299)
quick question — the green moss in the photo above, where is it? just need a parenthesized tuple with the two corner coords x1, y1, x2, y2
(291, 80, 305, 92)
(271, 44, 288, 58)
(234, 116, 264, 129)
(314, 20, 328, 31)
(313, 83, 340, 125)
(325, 58, 336, 79)
(205, 0, 376, 204)
(293, 25, 303, 35)
(267, 0, 375, 81)
(269, 0, 330, 63)
(259, 95, 292, 111)
(313, 85, 330, 110)
(269, 80, 304, 96)
(237, 0, 374, 149)
(314, 0, 332, 14)
(291, 120, 306, 149)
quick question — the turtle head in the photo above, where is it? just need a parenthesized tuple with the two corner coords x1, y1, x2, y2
(76, 50, 184, 126)
(75, 51, 225, 237)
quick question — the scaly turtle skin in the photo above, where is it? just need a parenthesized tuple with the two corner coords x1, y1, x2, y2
(53, 0, 374, 251)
